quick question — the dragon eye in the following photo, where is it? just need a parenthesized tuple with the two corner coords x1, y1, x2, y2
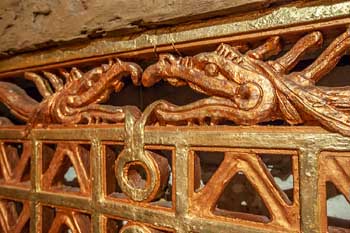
(204, 63, 219, 76)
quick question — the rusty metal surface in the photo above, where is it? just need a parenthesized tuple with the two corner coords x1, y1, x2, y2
(0, 12, 350, 233)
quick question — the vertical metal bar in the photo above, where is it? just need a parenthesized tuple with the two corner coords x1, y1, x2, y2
(91, 213, 102, 233)
(174, 144, 190, 232)
(30, 139, 40, 233)
(299, 148, 322, 233)
(91, 139, 103, 233)
(31, 140, 41, 192)
(318, 153, 327, 233)
(29, 201, 41, 233)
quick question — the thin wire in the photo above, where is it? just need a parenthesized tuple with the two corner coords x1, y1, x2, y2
(172, 42, 182, 56)
(153, 44, 159, 60)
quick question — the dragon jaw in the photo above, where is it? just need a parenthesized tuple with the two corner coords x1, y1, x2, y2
(142, 53, 240, 99)
(65, 60, 143, 107)
(142, 48, 279, 123)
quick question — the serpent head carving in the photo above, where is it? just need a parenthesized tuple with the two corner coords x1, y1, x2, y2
(0, 59, 142, 126)
(142, 29, 350, 136)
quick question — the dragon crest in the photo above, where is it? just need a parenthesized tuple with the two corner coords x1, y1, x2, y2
(1, 29, 350, 137)
(142, 28, 350, 136)
(0, 59, 142, 126)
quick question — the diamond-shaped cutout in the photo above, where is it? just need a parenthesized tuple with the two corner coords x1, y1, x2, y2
(41, 143, 91, 195)
(0, 141, 31, 187)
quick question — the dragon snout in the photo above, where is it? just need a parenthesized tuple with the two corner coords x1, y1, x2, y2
(128, 62, 143, 86)
(112, 59, 143, 86)
(142, 54, 179, 87)
(159, 54, 178, 66)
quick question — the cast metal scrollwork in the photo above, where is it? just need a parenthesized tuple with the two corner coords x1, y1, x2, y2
(1, 29, 350, 137)
(142, 28, 350, 137)
(0, 59, 142, 126)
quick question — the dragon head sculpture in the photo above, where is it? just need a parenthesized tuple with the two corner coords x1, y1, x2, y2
(142, 44, 278, 125)
(140, 29, 350, 136)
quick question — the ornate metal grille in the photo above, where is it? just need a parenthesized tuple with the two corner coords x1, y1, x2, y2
(0, 8, 350, 233)
(0, 126, 349, 233)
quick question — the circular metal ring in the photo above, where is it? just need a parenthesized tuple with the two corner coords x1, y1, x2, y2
(115, 149, 169, 202)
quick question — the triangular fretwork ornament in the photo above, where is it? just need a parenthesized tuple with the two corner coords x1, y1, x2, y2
(0, 199, 30, 233)
(320, 153, 350, 232)
(46, 209, 90, 233)
(191, 151, 298, 230)
(326, 156, 350, 203)
(42, 143, 91, 195)
(0, 142, 31, 187)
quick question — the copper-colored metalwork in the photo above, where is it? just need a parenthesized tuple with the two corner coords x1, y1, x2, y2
(142, 28, 350, 136)
(0, 29, 350, 137)
(0, 199, 30, 233)
(189, 149, 299, 232)
(1, 125, 350, 232)
(42, 207, 91, 233)
(0, 141, 31, 187)
(0, 59, 141, 126)
(0, 12, 350, 233)
(41, 143, 91, 195)
(319, 152, 350, 233)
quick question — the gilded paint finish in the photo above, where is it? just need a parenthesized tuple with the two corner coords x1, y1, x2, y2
(0, 4, 350, 233)
(0, 126, 349, 232)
